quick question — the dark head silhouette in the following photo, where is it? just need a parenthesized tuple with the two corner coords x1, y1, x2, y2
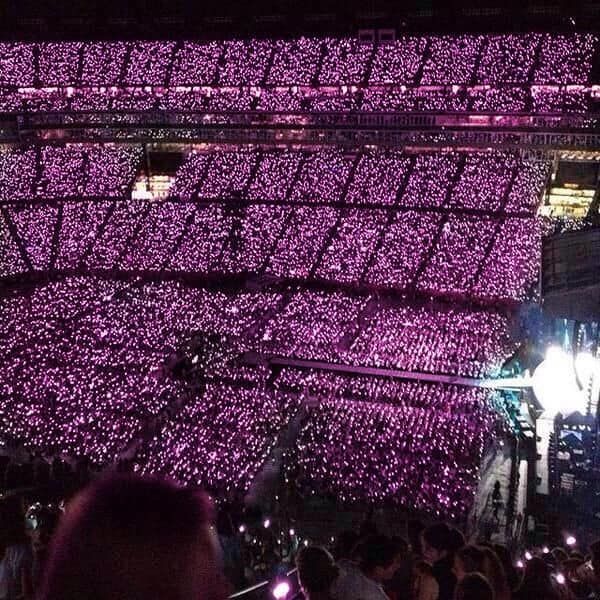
(39, 473, 228, 600)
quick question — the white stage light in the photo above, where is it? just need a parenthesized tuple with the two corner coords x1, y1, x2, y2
(531, 347, 587, 417)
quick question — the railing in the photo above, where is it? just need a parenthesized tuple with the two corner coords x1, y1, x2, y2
(228, 568, 298, 599)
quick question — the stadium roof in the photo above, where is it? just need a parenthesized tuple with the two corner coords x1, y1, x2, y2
(0, 0, 598, 40)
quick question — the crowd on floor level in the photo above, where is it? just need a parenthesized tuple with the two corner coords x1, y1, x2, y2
(0, 465, 599, 600)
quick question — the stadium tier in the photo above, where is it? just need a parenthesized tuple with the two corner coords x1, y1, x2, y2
(1, 200, 543, 303)
(0, 35, 594, 86)
(287, 387, 499, 516)
(0, 34, 597, 115)
(0, 147, 548, 305)
(0, 277, 511, 511)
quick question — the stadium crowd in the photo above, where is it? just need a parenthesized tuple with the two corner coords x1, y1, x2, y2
(0, 24, 598, 600)
(0, 34, 597, 115)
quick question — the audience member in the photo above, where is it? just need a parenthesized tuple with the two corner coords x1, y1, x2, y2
(385, 537, 412, 600)
(413, 560, 440, 600)
(513, 556, 561, 600)
(552, 548, 569, 566)
(492, 544, 519, 592)
(0, 497, 31, 600)
(332, 530, 360, 562)
(479, 547, 511, 600)
(332, 535, 402, 600)
(296, 546, 340, 600)
(454, 545, 484, 580)
(39, 473, 228, 600)
(216, 507, 245, 591)
(408, 520, 425, 558)
(422, 524, 457, 600)
(3, 447, 599, 600)
(573, 540, 600, 598)
(23, 504, 61, 597)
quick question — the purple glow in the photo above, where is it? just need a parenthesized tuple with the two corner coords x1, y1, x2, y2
(534, 34, 596, 84)
(267, 38, 322, 85)
(39, 42, 83, 86)
(170, 42, 221, 86)
(126, 42, 176, 86)
(319, 38, 372, 85)
(0, 147, 549, 306)
(422, 36, 485, 84)
(7, 205, 58, 271)
(0, 33, 583, 516)
(477, 34, 541, 84)
(0, 272, 517, 514)
(81, 42, 128, 86)
(369, 37, 427, 85)
(316, 209, 387, 284)
(289, 149, 354, 204)
(289, 386, 499, 514)
(418, 215, 496, 296)
(0, 35, 594, 118)
(0, 211, 27, 277)
(0, 43, 34, 85)
(220, 40, 272, 86)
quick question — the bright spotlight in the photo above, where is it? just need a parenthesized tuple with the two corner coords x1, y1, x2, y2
(542, 546, 550, 554)
(532, 347, 587, 416)
(556, 573, 566, 585)
(263, 518, 271, 529)
(289, 528, 295, 536)
(524, 551, 533, 561)
(516, 560, 524, 569)
(272, 581, 290, 599)
(566, 535, 576, 546)
(238, 524, 246, 533)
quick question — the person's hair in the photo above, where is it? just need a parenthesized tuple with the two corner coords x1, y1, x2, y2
(456, 545, 486, 573)
(454, 572, 495, 600)
(296, 546, 339, 596)
(422, 523, 453, 554)
(332, 530, 360, 561)
(562, 557, 584, 573)
(408, 520, 425, 556)
(390, 536, 409, 559)
(448, 528, 465, 554)
(29, 504, 62, 550)
(357, 535, 398, 573)
(480, 547, 511, 600)
(39, 473, 226, 600)
(551, 547, 568, 564)
(515, 556, 560, 599)
(492, 544, 519, 591)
